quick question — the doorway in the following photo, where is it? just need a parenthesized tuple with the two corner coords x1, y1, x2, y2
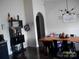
(36, 12, 45, 47)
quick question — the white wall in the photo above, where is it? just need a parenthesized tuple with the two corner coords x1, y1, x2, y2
(23, 0, 36, 47)
(44, 0, 79, 36)
(32, 0, 47, 47)
(23, 0, 47, 47)
(0, 0, 47, 55)
(0, 0, 27, 55)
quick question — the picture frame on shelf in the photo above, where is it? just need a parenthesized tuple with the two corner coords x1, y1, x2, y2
(9, 20, 23, 28)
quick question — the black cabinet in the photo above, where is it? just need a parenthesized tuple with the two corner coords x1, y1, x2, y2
(0, 42, 9, 59)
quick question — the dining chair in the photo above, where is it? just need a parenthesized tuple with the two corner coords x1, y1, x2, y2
(52, 40, 59, 57)
(42, 41, 53, 55)
(62, 40, 69, 51)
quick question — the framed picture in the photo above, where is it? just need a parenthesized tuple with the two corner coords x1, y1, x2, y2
(12, 21, 19, 27)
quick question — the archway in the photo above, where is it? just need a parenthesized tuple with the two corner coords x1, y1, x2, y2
(36, 12, 45, 47)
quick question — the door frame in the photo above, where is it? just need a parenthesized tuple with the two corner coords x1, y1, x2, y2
(36, 12, 45, 47)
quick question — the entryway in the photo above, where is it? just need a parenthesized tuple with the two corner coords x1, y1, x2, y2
(36, 12, 45, 47)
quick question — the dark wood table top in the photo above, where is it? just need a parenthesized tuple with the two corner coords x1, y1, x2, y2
(40, 37, 79, 42)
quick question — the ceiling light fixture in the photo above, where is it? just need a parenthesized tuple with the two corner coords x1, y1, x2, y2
(60, 0, 77, 22)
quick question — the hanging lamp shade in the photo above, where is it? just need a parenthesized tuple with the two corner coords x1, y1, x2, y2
(63, 13, 76, 22)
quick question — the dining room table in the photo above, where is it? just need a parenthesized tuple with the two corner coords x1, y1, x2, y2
(40, 36, 79, 42)
(40, 36, 79, 57)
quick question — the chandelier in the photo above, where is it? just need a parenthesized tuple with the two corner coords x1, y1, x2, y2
(60, 0, 77, 22)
